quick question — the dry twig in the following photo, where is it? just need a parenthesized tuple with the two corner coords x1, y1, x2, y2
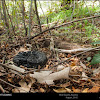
(0, 63, 25, 73)
(52, 46, 100, 68)
(56, 47, 93, 53)
(0, 85, 5, 93)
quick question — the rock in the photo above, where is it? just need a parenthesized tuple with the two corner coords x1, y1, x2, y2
(13, 51, 47, 68)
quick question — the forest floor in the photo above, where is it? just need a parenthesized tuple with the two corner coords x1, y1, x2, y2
(0, 16, 100, 93)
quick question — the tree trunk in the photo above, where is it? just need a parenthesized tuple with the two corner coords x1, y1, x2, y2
(34, 0, 42, 32)
(22, 0, 27, 36)
(28, 0, 33, 38)
(1, 0, 9, 30)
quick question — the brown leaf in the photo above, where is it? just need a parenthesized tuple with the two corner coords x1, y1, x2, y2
(67, 54, 72, 58)
(71, 66, 82, 72)
(70, 57, 79, 67)
(93, 67, 100, 76)
(60, 82, 70, 88)
(81, 72, 88, 81)
(72, 86, 81, 93)
(8, 78, 13, 83)
(80, 61, 86, 69)
(18, 80, 31, 92)
(82, 88, 89, 93)
(30, 67, 70, 85)
(12, 88, 20, 93)
(44, 65, 49, 70)
(65, 88, 72, 93)
(12, 78, 35, 93)
(71, 62, 76, 66)
(88, 86, 100, 93)
(15, 47, 29, 55)
(57, 65, 65, 71)
(53, 88, 72, 93)
(7, 74, 11, 78)
(19, 47, 29, 52)
(39, 88, 45, 93)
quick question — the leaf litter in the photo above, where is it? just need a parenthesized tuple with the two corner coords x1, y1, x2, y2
(0, 35, 100, 93)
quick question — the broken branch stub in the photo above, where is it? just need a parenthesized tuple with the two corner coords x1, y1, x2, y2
(29, 67, 70, 85)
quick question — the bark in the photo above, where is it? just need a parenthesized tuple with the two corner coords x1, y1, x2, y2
(28, 0, 33, 38)
(22, 0, 27, 36)
(34, 0, 42, 32)
(1, 0, 9, 30)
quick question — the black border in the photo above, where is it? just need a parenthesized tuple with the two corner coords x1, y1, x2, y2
(0, 93, 99, 100)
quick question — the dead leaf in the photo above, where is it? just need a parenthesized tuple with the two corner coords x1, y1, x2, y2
(28, 78, 36, 88)
(8, 78, 13, 83)
(80, 61, 86, 69)
(30, 70, 53, 84)
(81, 72, 88, 81)
(57, 65, 65, 71)
(60, 82, 70, 88)
(72, 87, 81, 93)
(88, 86, 100, 93)
(67, 54, 72, 58)
(20, 47, 29, 51)
(39, 88, 45, 93)
(71, 66, 82, 72)
(93, 67, 100, 76)
(12, 88, 20, 93)
(15, 47, 29, 55)
(59, 53, 66, 58)
(44, 65, 49, 70)
(70, 57, 79, 66)
(65, 88, 72, 93)
(71, 62, 76, 66)
(18, 80, 31, 92)
(30, 67, 70, 85)
(12, 78, 35, 93)
(82, 88, 89, 93)
(53, 88, 72, 93)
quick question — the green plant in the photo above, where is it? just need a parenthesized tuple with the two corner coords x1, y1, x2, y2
(87, 57, 91, 61)
(84, 20, 88, 26)
(90, 41, 100, 65)
(90, 52, 100, 65)
(79, 22, 82, 29)
(91, 41, 100, 45)
(92, 35, 100, 42)
(85, 25, 92, 37)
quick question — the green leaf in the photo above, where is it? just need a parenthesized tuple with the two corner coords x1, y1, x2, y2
(98, 51, 100, 54)
(91, 41, 100, 45)
(87, 57, 91, 61)
(90, 53, 100, 65)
